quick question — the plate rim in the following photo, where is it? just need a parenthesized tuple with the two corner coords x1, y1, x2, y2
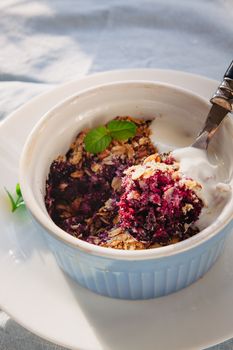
(0, 68, 218, 129)
(2, 68, 231, 350)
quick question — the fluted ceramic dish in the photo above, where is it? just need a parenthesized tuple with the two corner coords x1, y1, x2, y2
(19, 80, 233, 300)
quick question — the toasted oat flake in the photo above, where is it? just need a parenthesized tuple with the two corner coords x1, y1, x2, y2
(111, 176, 122, 191)
(102, 232, 146, 250)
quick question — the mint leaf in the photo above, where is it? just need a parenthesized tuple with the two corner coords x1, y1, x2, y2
(5, 188, 17, 212)
(16, 183, 22, 196)
(84, 120, 137, 154)
(15, 201, 25, 210)
(5, 183, 25, 212)
(107, 120, 137, 140)
(84, 126, 112, 154)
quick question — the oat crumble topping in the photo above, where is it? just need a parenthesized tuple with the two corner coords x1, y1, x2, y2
(45, 116, 203, 250)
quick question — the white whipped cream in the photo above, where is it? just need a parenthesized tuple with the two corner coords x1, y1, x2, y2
(172, 147, 231, 229)
(150, 119, 194, 153)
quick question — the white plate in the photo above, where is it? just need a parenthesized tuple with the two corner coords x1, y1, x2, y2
(0, 69, 232, 350)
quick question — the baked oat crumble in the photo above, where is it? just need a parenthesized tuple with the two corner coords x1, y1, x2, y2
(45, 116, 203, 250)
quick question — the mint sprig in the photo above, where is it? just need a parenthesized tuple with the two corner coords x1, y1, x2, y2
(5, 183, 25, 212)
(84, 120, 137, 154)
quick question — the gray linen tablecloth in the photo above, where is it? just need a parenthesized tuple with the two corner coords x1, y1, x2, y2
(1, 0, 233, 349)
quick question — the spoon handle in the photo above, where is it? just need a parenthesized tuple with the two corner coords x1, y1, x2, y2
(210, 60, 233, 111)
(192, 61, 233, 149)
(225, 60, 233, 80)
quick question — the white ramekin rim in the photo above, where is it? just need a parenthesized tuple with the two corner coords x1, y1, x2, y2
(19, 80, 233, 261)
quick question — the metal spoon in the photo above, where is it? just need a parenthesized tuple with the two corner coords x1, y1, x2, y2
(192, 61, 233, 149)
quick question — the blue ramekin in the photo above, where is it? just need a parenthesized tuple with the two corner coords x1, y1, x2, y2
(19, 81, 233, 299)
(42, 222, 230, 299)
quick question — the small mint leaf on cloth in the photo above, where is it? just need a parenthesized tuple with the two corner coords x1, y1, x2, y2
(5, 183, 24, 212)
(84, 126, 112, 154)
(107, 120, 137, 140)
